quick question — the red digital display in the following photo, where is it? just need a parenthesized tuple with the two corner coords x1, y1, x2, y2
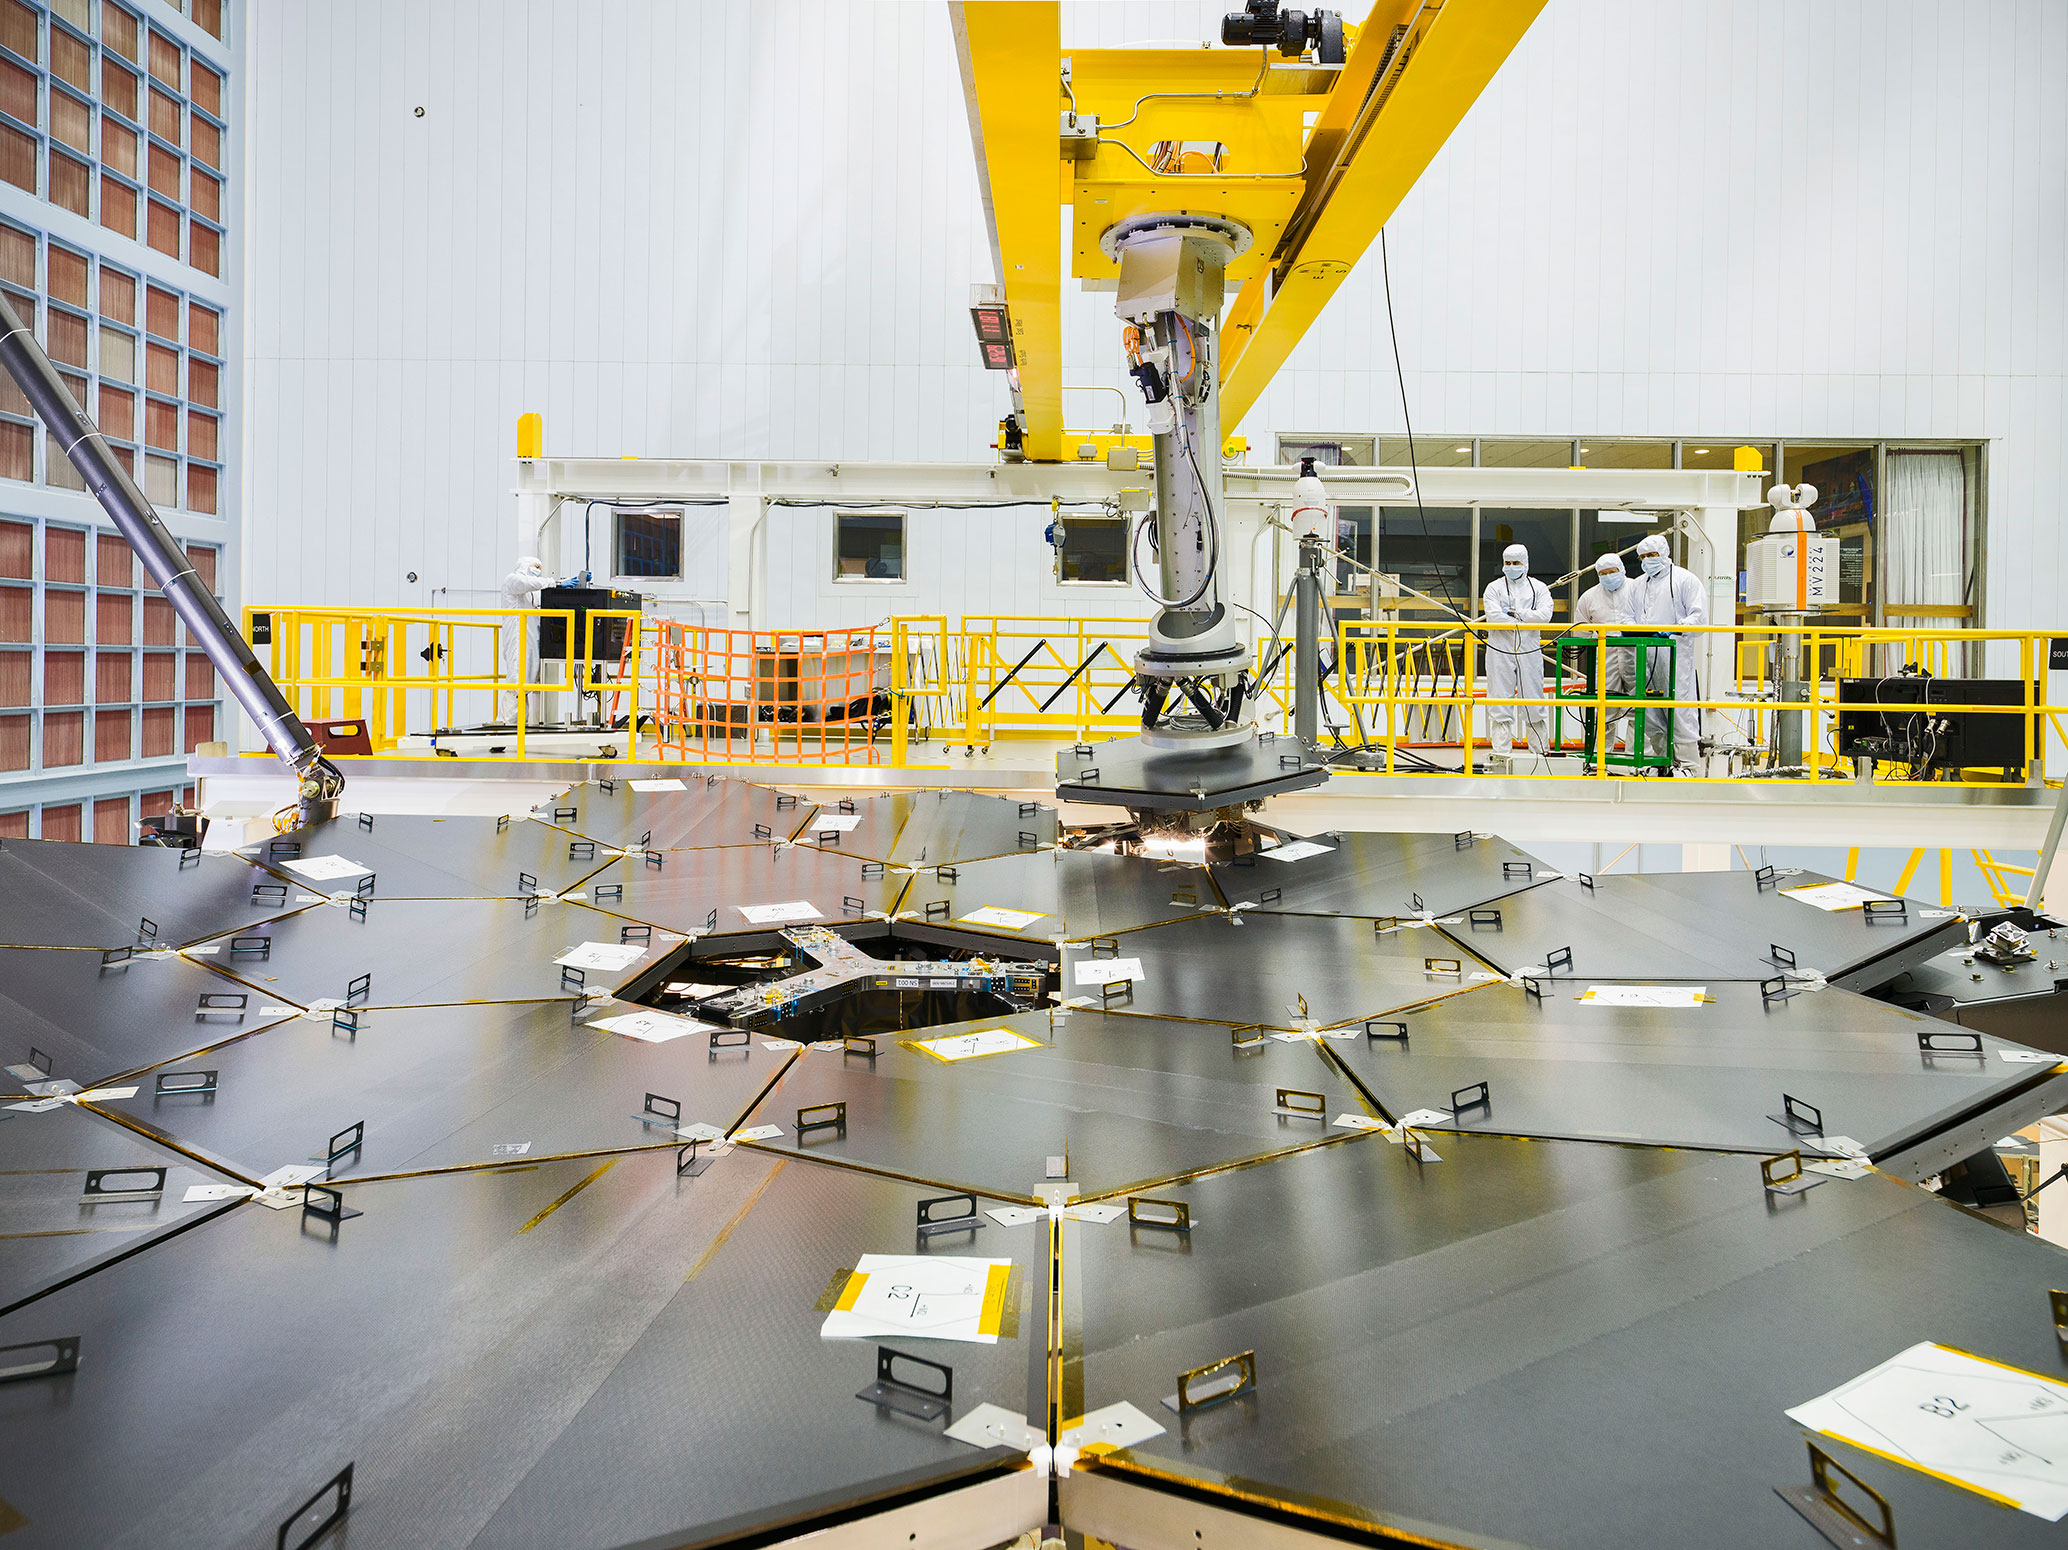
(969, 304, 1016, 368)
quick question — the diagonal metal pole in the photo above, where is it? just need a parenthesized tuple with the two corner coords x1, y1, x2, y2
(0, 292, 343, 826)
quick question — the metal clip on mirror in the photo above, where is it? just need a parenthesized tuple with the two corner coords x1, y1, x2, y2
(915, 1192, 981, 1239)
(1775, 1438, 1893, 1549)
(1169, 1349, 1254, 1414)
(856, 1346, 952, 1423)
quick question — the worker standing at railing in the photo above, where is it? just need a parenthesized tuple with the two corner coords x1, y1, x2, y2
(1575, 553, 1638, 754)
(1482, 543, 1553, 757)
(498, 556, 555, 724)
(1632, 534, 1705, 776)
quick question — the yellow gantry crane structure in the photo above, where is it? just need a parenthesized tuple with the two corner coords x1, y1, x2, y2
(951, 0, 1547, 463)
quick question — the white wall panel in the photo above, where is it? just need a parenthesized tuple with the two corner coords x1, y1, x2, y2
(247, 0, 2065, 637)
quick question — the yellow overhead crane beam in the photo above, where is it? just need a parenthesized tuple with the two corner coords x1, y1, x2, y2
(1219, 0, 1548, 428)
(951, 2, 1065, 463)
(952, 0, 1544, 462)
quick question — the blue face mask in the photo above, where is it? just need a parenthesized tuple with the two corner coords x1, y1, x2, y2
(1641, 554, 1667, 578)
(1599, 570, 1624, 592)
(1503, 562, 1525, 580)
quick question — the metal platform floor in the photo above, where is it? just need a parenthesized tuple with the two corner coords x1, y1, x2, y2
(1, 777, 2065, 1549)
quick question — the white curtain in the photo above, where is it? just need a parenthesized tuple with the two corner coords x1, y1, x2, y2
(1881, 451, 1968, 671)
(1883, 452, 1966, 608)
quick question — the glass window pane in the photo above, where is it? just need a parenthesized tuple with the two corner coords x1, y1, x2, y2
(43, 709, 85, 766)
(50, 86, 89, 150)
(47, 525, 85, 582)
(184, 408, 214, 460)
(1276, 436, 1374, 467)
(94, 711, 131, 764)
(146, 28, 179, 90)
(96, 381, 133, 436)
(144, 396, 175, 450)
(188, 220, 217, 276)
(1478, 439, 1575, 469)
(0, 0, 35, 64)
(49, 150, 90, 216)
(48, 246, 87, 306)
(99, 266, 134, 323)
(1377, 507, 1471, 622)
(98, 172, 136, 237)
(1575, 439, 1673, 470)
(50, 0, 88, 34)
(1480, 509, 1575, 617)
(192, 0, 221, 40)
(0, 54, 38, 123)
(102, 4, 137, 62)
(101, 57, 136, 120)
(612, 510, 681, 579)
(146, 140, 178, 199)
(1783, 445, 1876, 521)
(190, 165, 218, 221)
(191, 61, 220, 117)
(147, 86, 177, 143)
(189, 111, 217, 167)
(0, 119, 34, 191)
(146, 198, 178, 258)
(98, 324, 133, 381)
(187, 303, 217, 355)
(185, 461, 214, 513)
(95, 590, 130, 641)
(47, 307, 88, 368)
(143, 451, 174, 505)
(0, 223, 29, 286)
(834, 513, 904, 579)
(0, 418, 28, 481)
(1378, 436, 1472, 468)
(100, 114, 134, 175)
(1578, 510, 1660, 576)
(187, 356, 216, 406)
(96, 532, 130, 586)
(1059, 517, 1127, 583)
(145, 283, 176, 339)
(52, 31, 92, 96)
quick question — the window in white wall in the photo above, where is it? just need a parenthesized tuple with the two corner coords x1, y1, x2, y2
(614, 509, 681, 580)
(835, 512, 904, 581)
(1479, 439, 1575, 469)
(1379, 437, 1472, 467)
(1058, 516, 1127, 584)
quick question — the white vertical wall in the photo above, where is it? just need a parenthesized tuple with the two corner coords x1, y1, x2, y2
(246, 0, 2067, 637)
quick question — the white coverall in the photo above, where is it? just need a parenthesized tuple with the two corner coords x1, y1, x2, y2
(1632, 557, 1706, 771)
(498, 557, 552, 724)
(1574, 573, 1637, 751)
(1482, 571, 1554, 756)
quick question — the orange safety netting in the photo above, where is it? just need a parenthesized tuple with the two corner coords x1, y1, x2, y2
(652, 623, 890, 764)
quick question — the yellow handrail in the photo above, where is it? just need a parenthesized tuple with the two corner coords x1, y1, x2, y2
(242, 604, 642, 763)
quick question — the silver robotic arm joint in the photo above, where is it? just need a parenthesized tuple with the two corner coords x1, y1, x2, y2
(1113, 215, 1253, 751)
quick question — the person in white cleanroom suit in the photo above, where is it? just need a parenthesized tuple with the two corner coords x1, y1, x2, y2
(497, 556, 553, 724)
(1631, 533, 1706, 775)
(1481, 542, 1553, 756)
(1574, 552, 1638, 756)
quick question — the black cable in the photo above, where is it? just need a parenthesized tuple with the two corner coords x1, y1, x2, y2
(1378, 226, 1459, 622)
